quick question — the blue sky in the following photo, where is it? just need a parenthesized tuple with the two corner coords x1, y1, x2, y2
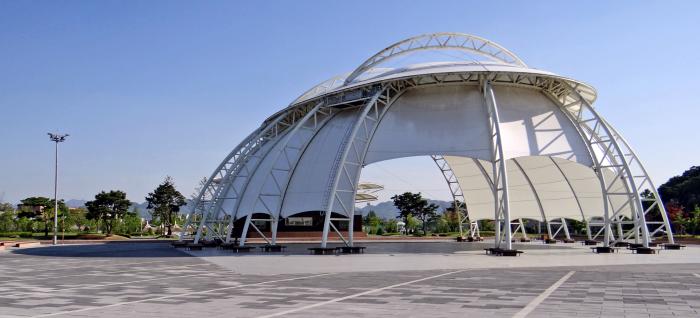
(1, 1, 698, 204)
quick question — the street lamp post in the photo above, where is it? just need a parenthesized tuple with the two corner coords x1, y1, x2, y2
(48, 133, 69, 245)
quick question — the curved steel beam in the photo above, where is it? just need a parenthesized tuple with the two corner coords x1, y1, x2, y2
(344, 33, 527, 85)
(231, 101, 331, 245)
(291, 74, 348, 105)
(190, 113, 287, 243)
(321, 83, 406, 247)
(431, 155, 469, 237)
(548, 82, 655, 247)
(483, 80, 512, 250)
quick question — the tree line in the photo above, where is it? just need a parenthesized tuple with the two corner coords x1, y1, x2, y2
(0, 176, 186, 238)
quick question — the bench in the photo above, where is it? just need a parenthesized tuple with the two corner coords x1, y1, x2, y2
(186, 243, 204, 251)
(520, 238, 531, 242)
(170, 241, 190, 248)
(632, 247, 659, 254)
(484, 248, 523, 256)
(200, 240, 221, 248)
(260, 244, 286, 252)
(591, 246, 617, 253)
(545, 239, 557, 244)
(563, 239, 575, 243)
(337, 246, 366, 254)
(583, 240, 600, 246)
(663, 244, 686, 250)
(230, 246, 253, 253)
(219, 242, 238, 250)
(308, 247, 337, 255)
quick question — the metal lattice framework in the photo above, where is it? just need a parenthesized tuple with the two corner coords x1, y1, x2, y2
(431, 155, 471, 238)
(344, 32, 527, 85)
(183, 33, 674, 251)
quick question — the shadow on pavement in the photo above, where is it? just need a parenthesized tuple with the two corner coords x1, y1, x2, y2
(10, 242, 191, 258)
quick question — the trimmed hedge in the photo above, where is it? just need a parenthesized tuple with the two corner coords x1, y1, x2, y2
(0, 232, 33, 238)
(75, 233, 106, 240)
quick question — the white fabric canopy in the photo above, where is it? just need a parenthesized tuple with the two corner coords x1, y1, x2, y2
(444, 155, 627, 222)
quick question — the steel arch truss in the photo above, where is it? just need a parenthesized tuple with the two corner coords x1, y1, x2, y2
(184, 101, 336, 243)
(320, 83, 406, 247)
(546, 82, 674, 247)
(344, 33, 527, 85)
(431, 155, 473, 238)
(236, 101, 337, 246)
(186, 66, 674, 249)
(483, 81, 513, 250)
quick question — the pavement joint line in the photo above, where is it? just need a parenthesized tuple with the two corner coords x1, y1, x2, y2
(512, 270, 576, 318)
(0, 259, 171, 273)
(0, 263, 208, 282)
(28, 272, 334, 318)
(5, 272, 213, 297)
(0, 258, 114, 269)
(255, 269, 468, 318)
(694, 273, 700, 278)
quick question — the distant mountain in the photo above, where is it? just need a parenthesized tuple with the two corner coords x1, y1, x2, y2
(65, 199, 88, 208)
(356, 199, 451, 219)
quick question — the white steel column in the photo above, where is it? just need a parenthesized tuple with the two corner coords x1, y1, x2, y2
(483, 80, 512, 250)
(561, 217, 571, 240)
(238, 213, 252, 246)
(321, 91, 385, 248)
(321, 83, 403, 248)
(234, 102, 331, 246)
(549, 83, 659, 247)
(519, 219, 528, 240)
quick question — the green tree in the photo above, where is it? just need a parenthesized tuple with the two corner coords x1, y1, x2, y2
(145, 176, 186, 237)
(85, 191, 131, 235)
(0, 202, 16, 232)
(444, 200, 464, 232)
(0, 202, 14, 212)
(658, 166, 700, 212)
(362, 210, 382, 233)
(65, 207, 89, 232)
(18, 197, 67, 236)
(391, 192, 439, 236)
(0, 210, 17, 232)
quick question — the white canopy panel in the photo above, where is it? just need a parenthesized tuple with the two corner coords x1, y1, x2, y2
(365, 85, 592, 166)
(443, 155, 629, 222)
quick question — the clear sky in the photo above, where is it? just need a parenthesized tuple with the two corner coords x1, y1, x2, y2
(1, 1, 698, 204)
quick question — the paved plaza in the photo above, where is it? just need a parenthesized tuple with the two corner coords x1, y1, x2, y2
(1, 242, 700, 317)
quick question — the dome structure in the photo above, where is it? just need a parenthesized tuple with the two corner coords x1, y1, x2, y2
(181, 33, 674, 250)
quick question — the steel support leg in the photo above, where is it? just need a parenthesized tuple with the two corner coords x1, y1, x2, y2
(483, 81, 512, 250)
(561, 218, 571, 240)
(519, 219, 528, 239)
(321, 212, 332, 248)
(271, 218, 278, 245)
(239, 214, 252, 247)
(348, 215, 354, 247)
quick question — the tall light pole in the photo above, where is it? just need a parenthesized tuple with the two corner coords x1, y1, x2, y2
(48, 133, 69, 245)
